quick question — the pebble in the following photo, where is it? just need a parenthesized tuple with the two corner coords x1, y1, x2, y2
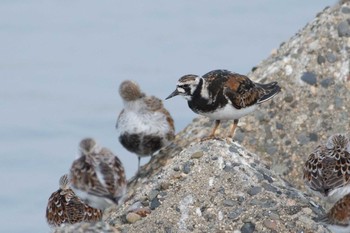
(150, 197, 161, 210)
(247, 186, 262, 196)
(241, 222, 255, 233)
(317, 55, 325, 64)
(326, 52, 337, 63)
(342, 7, 350, 14)
(275, 122, 283, 130)
(297, 133, 310, 145)
(148, 190, 159, 200)
(263, 219, 278, 231)
(320, 77, 333, 88)
(228, 207, 243, 220)
(301, 72, 317, 85)
(126, 212, 142, 223)
(309, 133, 318, 142)
(223, 199, 237, 207)
(285, 205, 302, 215)
(191, 151, 203, 159)
(182, 161, 192, 174)
(262, 182, 279, 194)
(338, 19, 350, 37)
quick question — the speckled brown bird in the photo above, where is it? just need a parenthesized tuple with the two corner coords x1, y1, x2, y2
(303, 134, 350, 204)
(116, 80, 175, 169)
(46, 174, 102, 228)
(69, 138, 127, 210)
(318, 193, 350, 233)
(166, 69, 280, 139)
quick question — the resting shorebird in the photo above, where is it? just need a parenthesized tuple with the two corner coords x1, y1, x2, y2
(166, 69, 280, 139)
(303, 134, 350, 204)
(116, 80, 175, 169)
(69, 138, 127, 210)
(46, 174, 102, 227)
(318, 193, 350, 233)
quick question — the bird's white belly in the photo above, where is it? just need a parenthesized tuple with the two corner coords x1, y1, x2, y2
(201, 104, 257, 120)
(117, 110, 171, 136)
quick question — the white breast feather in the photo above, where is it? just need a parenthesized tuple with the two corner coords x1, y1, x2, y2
(117, 100, 171, 136)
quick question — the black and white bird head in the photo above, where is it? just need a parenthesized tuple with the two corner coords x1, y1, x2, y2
(166, 74, 201, 101)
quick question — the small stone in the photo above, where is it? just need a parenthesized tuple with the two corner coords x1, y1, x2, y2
(263, 174, 274, 183)
(229, 146, 239, 154)
(285, 205, 302, 215)
(297, 133, 310, 145)
(164, 227, 172, 233)
(335, 96, 343, 109)
(160, 182, 170, 190)
(308, 102, 319, 111)
(317, 55, 326, 64)
(275, 122, 283, 130)
(301, 72, 317, 85)
(342, 7, 350, 14)
(228, 207, 243, 220)
(262, 183, 279, 193)
(266, 146, 277, 155)
(223, 199, 237, 207)
(320, 78, 333, 88)
(241, 222, 255, 233)
(326, 52, 337, 63)
(234, 129, 245, 143)
(126, 212, 142, 223)
(338, 20, 350, 37)
(263, 220, 278, 231)
(148, 190, 159, 200)
(173, 166, 180, 172)
(302, 207, 313, 215)
(283, 95, 293, 103)
(247, 186, 262, 196)
(150, 197, 161, 210)
(191, 151, 203, 159)
(182, 161, 192, 174)
(309, 133, 318, 142)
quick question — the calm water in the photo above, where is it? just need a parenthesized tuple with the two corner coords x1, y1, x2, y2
(0, 1, 335, 232)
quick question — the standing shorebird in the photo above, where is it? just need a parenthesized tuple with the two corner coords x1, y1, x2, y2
(166, 69, 280, 139)
(318, 193, 350, 233)
(116, 80, 175, 170)
(46, 174, 102, 227)
(303, 134, 350, 204)
(69, 138, 127, 210)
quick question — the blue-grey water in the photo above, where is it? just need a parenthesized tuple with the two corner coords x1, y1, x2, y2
(0, 1, 335, 232)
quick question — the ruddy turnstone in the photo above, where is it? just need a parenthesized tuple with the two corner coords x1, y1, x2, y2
(69, 138, 127, 210)
(166, 69, 280, 139)
(116, 80, 175, 169)
(318, 193, 350, 233)
(303, 134, 350, 204)
(46, 174, 102, 227)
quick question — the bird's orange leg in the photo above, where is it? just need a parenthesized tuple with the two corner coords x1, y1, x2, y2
(228, 119, 239, 138)
(202, 120, 221, 141)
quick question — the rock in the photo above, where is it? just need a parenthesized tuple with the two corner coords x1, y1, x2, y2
(247, 186, 262, 196)
(338, 19, 350, 37)
(326, 52, 337, 63)
(342, 7, 350, 14)
(241, 222, 255, 233)
(317, 55, 326, 64)
(301, 72, 317, 85)
(57, 1, 350, 232)
(191, 151, 203, 159)
(126, 213, 142, 223)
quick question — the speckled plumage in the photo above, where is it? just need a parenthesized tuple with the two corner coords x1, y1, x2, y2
(116, 80, 175, 168)
(303, 134, 350, 203)
(166, 69, 280, 138)
(319, 193, 350, 233)
(46, 174, 102, 227)
(69, 138, 127, 210)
